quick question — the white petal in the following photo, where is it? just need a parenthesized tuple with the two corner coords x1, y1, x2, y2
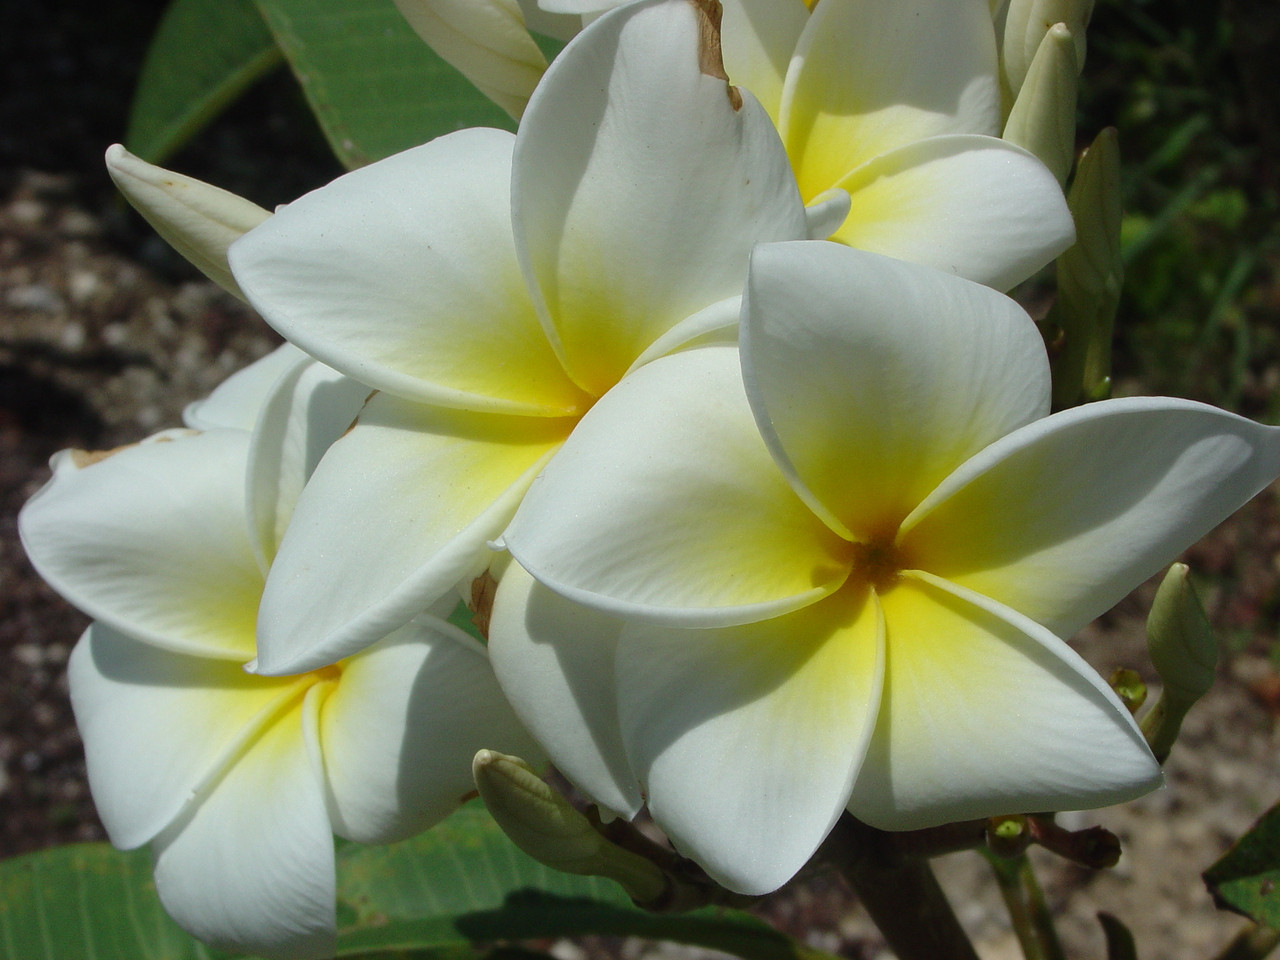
(504, 346, 849, 627)
(183, 343, 309, 431)
(256, 392, 566, 673)
(393, 0, 547, 119)
(320, 618, 541, 843)
(246, 355, 373, 568)
(848, 574, 1160, 829)
(830, 134, 1074, 290)
(902, 397, 1280, 637)
(151, 701, 335, 960)
(779, 0, 1000, 202)
(617, 583, 883, 894)
(68, 623, 303, 850)
(719, 0, 810, 118)
(741, 243, 1049, 541)
(19, 430, 261, 660)
(230, 129, 587, 417)
(105, 144, 270, 300)
(512, 0, 807, 395)
(803, 188, 851, 241)
(488, 563, 643, 817)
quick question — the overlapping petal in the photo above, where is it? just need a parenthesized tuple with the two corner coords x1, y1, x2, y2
(848, 574, 1160, 829)
(67, 623, 301, 850)
(504, 346, 849, 626)
(151, 699, 335, 960)
(616, 582, 883, 894)
(488, 563, 643, 818)
(719, 0, 810, 117)
(320, 619, 540, 843)
(779, 0, 1000, 201)
(901, 397, 1280, 637)
(183, 343, 310, 432)
(19, 430, 260, 660)
(230, 129, 587, 417)
(742, 242, 1049, 540)
(257, 393, 569, 673)
(828, 135, 1075, 289)
(512, 0, 808, 395)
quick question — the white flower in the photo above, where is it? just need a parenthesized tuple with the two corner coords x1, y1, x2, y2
(493, 242, 1280, 894)
(19, 353, 536, 959)
(228, 0, 810, 674)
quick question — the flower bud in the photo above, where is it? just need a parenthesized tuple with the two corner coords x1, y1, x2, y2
(105, 144, 270, 301)
(1002, 23, 1078, 185)
(473, 750, 667, 903)
(1141, 563, 1218, 761)
(998, 0, 1092, 103)
(392, 0, 549, 119)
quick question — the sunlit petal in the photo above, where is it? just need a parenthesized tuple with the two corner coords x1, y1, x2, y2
(256, 393, 568, 673)
(617, 582, 882, 894)
(504, 346, 849, 627)
(742, 243, 1049, 540)
(230, 129, 587, 416)
(901, 397, 1280, 637)
(19, 431, 260, 660)
(512, 0, 807, 394)
(848, 574, 1160, 829)
(719, 0, 810, 118)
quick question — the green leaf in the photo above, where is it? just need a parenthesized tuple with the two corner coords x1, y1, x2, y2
(0, 804, 823, 960)
(1204, 800, 1280, 928)
(125, 0, 283, 164)
(1097, 912, 1139, 960)
(252, 0, 513, 169)
(0, 843, 233, 960)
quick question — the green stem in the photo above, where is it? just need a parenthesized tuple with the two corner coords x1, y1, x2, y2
(1215, 924, 1280, 960)
(984, 851, 1066, 960)
(823, 816, 979, 960)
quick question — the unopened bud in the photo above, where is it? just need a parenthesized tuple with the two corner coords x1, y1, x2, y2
(998, 0, 1093, 105)
(105, 145, 270, 301)
(1141, 564, 1218, 761)
(473, 750, 667, 903)
(1003, 23, 1078, 185)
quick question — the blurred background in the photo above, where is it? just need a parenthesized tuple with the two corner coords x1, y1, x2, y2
(1, 0, 1278, 956)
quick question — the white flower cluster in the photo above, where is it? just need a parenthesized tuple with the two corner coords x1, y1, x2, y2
(19, 0, 1280, 957)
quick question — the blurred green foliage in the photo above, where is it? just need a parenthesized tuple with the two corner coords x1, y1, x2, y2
(1079, 0, 1280, 417)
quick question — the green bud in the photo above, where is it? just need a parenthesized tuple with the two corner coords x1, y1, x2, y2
(473, 750, 667, 903)
(1141, 564, 1218, 761)
(1003, 23, 1078, 185)
(998, 0, 1093, 107)
(1107, 667, 1148, 715)
(105, 144, 270, 301)
(1048, 127, 1123, 409)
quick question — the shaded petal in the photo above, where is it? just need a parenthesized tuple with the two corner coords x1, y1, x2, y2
(504, 346, 849, 627)
(719, 0, 810, 118)
(780, 0, 1000, 202)
(19, 430, 261, 660)
(393, 0, 547, 119)
(617, 582, 883, 894)
(256, 393, 568, 673)
(68, 623, 302, 850)
(625, 294, 741, 375)
(246, 355, 373, 568)
(488, 562, 643, 818)
(230, 129, 587, 417)
(829, 134, 1074, 290)
(320, 618, 541, 843)
(848, 574, 1160, 829)
(742, 243, 1049, 541)
(152, 701, 335, 960)
(901, 397, 1280, 637)
(184, 343, 309, 431)
(513, 0, 807, 395)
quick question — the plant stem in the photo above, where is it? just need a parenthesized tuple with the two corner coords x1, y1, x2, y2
(1215, 924, 1280, 960)
(984, 851, 1066, 960)
(823, 815, 979, 960)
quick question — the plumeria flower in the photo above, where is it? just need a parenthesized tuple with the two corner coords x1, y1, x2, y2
(19, 353, 537, 959)
(228, 0, 812, 674)
(492, 242, 1280, 895)
(534, 0, 1074, 288)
